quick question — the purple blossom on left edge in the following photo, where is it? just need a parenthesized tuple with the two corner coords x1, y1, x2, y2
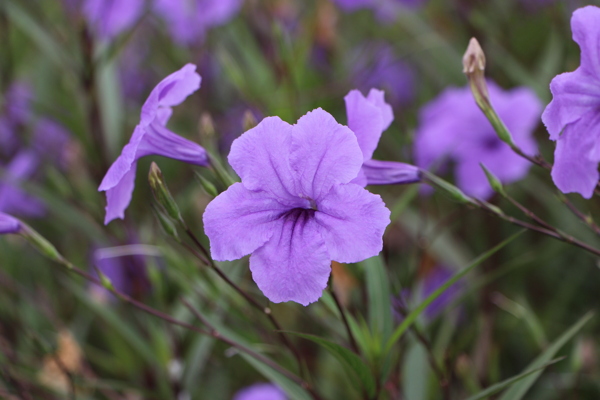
(83, 0, 145, 39)
(99, 64, 208, 225)
(0, 212, 21, 234)
(345, 88, 420, 187)
(203, 109, 390, 306)
(542, 6, 600, 199)
(414, 81, 541, 200)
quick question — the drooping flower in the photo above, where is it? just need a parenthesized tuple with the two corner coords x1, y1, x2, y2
(414, 81, 541, 199)
(333, 0, 428, 21)
(542, 6, 600, 199)
(0, 151, 45, 218)
(203, 109, 390, 305)
(233, 383, 287, 400)
(83, 0, 145, 39)
(344, 88, 420, 186)
(154, 0, 243, 45)
(98, 64, 208, 225)
(0, 212, 21, 234)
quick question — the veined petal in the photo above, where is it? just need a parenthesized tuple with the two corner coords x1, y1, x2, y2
(250, 210, 331, 305)
(572, 6, 600, 77)
(228, 117, 301, 205)
(104, 163, 137, 225)
(345, 89, 385, 161)
(135, 122, 208, 165)
(203, 183, 289, 261)
(542, 68, 600, 140)
(291, 108, 363, 201)
(362, 159, 420, 185)
(314, 183, 390, 263)
(0, 212, 21, 234)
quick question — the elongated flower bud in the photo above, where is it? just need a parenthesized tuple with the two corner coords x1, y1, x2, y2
(480, 163, 505, 196)
(20, 224, 68, 265)
(148, 162, 182, 223)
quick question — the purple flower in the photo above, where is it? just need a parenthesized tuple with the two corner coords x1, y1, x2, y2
(0, 82, 33, 156)
(98, 64, 208, 225)
(0, 212, 21, 234)
(83, 0, 145, 39)
(542, 6, 600, 199)
(233, 383, 287, 400)
(345, 88, 420, 186)
(0, 151, 45, 218)
(414, 82, 541, 199)
(154, 0, 243, 45)
(33, 118, 71, 169)
(203, 109, 390, 305)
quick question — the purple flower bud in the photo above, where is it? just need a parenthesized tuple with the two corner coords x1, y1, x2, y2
(0, 212, 21, 234)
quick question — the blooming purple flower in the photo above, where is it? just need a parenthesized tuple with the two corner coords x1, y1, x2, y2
(542, 6, 600, 199)
(233, 383, 287, 400)
(0, 82, 33, 156)
(83, 0, 145, 39)
(203, 109, 390, 305)
(0, 151, 45, 217)
(0, 212, 21, 234)
(345, 88, 420, 186)
(414, 81, 541, 199)
(154, 0, 243, 45)
(98, 64, 208, 225)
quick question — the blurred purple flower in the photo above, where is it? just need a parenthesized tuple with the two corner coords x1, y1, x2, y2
(0, 82, 33, 156)
(542, 6, 600, 199)
(0, 212, 21, 234)
(233, 383, 287, 400)
(393, 265, 463, 321)
(83, 0, 145, 39)
(33, 118, 71, 169)
(345, 88, 420, 186)
(352, 44, 416, 107)
(154, 0, 243, 45)
(333, 0, 427, 21)
(414, 81, 541, 199)
(99, 64, 208, 225)
(0, 151, 45, 218)
(203, 109, 390, 305)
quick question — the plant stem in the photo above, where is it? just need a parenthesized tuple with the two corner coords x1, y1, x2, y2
(327, 285, 359, 353)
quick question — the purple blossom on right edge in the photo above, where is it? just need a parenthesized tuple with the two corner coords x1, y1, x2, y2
(542, 6, 600, 199)
(414, 81, 542, 200)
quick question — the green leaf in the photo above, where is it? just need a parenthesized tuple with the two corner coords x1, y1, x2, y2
(402, 341, 430, 400)
(362, 255, 393, 342)
(385, 230, 524, 353)
(285, 331, 376, 398)
(498, 312, 593, 400)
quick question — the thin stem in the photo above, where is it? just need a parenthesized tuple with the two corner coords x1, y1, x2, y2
(558, 195, 600, 236)
(328, 285, 359, 353)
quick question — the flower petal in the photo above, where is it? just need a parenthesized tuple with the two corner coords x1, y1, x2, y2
(0, 212, 21, 234)
(572, 6, 600, 77)
(228, 116, 301, 205)
(99, 125, 144, 192)
(104, 163, 137, 225)
(551, 113, 600, 199)
(291, 108, 363, 201)
(203, 183, 290, 261)
(135, 123, 208, 165)
(345, 89, 385, 161)
(361, 159, 420, 185)
(455, 158, 494, 200)
(314, 183, 390, 263)
(250, 210, 331, 305)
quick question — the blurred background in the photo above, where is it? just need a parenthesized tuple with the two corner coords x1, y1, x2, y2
(2, 0, 600, 399)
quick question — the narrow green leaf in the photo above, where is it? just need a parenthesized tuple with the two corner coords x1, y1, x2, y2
(362, 255, 393, 342)
(402, 341, 430, 400)
(465, 358, 564, 400)
(285, 331, 376, 398)
(498, 312, 593, 400)
(385, 230, 524, 353)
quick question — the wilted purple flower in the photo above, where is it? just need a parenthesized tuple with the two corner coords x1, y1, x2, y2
(154, 0, 243, 45)
(0, 151, 45, 217)
(83, 0, 145, 39)
(233, 383, 287, 400)
(203, 109, 390, 305)
(345, 88, 420, 186)
(542, 6, 600, 199)
(33, 118, 71, 169)
(333, 0, 427, 21)
(352, 44, 416, 107)
(414, 81, 541, 199)
(99, 64, 208, 225)
(0, 212, 21, 234)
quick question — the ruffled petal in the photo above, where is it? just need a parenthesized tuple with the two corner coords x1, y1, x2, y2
(228, 116, 302, 205)
(135, 122, 208, 165)
(291, 108, 363, 201)
(203, 183, 290, 261)
(367, 89, 394, 130)
(0, 212, 21, 234)
(99, 125, 144, 192)
(314, 183, 390, 263)
(551, 113, 600, 199)
(104, 163, 137, 224)
(250, 210, 331, 305)
(361, 159, 420, 185)
(572, 6, 600, 77)
(345, 89, 385, 161)
(542, 68, 600, 140)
